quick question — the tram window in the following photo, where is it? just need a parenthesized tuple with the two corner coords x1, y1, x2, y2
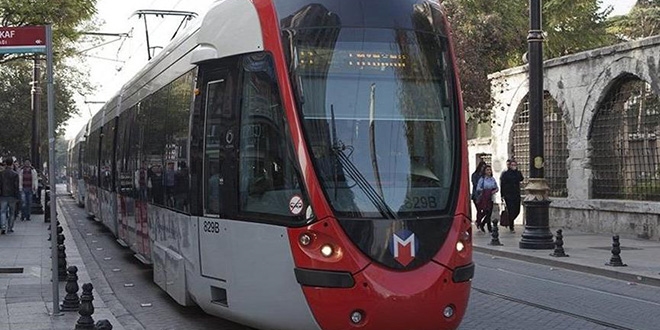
(203, 74, 234, 216)
(99, 118, 116, 191)
(142, 88, 170, 206)
(86, 129, 101, 186)
(238, 53, 307, 221)
(164, 71, 194, 213)
(115, 109, 135, 196)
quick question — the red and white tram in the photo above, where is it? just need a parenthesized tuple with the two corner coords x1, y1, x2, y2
(69, 0, 473, 329)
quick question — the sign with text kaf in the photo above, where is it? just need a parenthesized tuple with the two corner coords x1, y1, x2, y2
(0, 26, 47, 54)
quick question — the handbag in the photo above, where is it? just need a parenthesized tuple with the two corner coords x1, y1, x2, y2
(499, 202, 510, 227)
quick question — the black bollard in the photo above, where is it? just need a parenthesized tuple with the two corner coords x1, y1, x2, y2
(49, 225, 63, 242)
(75, 283, 95, 330)
(61, 266, 80, 311)
(58, 245, 68, 280)
(605, 235, 627, 267)
(489, 219, 503, 246)
(45, 200, 51, 223)
(57, 226, 65, 246)
(94, 320, 113, 330)
(550, 229, 569, 257)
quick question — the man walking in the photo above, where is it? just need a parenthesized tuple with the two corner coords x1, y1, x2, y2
(19, 160, 38, 221)
(500, 159, 524, 233)
(0, 159, 20, 234)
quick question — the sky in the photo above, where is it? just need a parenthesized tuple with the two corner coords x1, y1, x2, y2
(62, 0, 639, 139)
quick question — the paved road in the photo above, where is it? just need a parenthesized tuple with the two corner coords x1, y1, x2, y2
(60, 196, 660, 330)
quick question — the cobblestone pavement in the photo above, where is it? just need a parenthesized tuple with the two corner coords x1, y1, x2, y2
(461, 253, 660, 330)
(60, 196, 660, 330)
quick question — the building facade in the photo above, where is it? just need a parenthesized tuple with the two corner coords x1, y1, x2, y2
(475, 35, 660, 240)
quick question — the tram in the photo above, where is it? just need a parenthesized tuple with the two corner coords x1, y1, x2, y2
(67, 127, 87, 207)
(68, 0, 473, 329)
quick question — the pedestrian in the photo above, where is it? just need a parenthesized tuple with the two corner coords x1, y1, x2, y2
(475, 165, 498, 233)
(19, 160, 38, 221)
(471, 161, 487, 213)
(500, 159, 524, 233)
(0, 158, 20, 234)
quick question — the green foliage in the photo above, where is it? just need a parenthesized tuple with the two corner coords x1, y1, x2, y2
(445, 0, 615, 124)
(0, 60, 79, 158)
(608, 0, 660, 40)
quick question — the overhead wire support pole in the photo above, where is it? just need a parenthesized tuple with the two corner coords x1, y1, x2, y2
(46, 24, 61, 315)
(130, 10, 198, 60)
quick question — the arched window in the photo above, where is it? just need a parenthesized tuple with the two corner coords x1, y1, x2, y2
(590, 77, 660, 201)
(510, 92, 568, 197)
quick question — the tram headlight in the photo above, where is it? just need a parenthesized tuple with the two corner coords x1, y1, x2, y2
(443, 305, 455, 318)
(320, 244, 334, 257)
(456, 241, 465, 252)
(350, 310, 364, 324)
(299, 233, 313, 246)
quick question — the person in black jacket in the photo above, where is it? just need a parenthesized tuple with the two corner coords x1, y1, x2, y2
(0, 158, 20, 234)
(500, 159, 524, 233)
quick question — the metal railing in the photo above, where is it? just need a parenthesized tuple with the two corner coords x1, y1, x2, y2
(510, 92, 568, 197)
(591, 77, 660, 201)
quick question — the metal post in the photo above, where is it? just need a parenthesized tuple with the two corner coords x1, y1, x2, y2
(30, 56, 41, 166)
(31, 56, 44, 213)
(519, 0, 554, 249)
(46, 24, 61, 315)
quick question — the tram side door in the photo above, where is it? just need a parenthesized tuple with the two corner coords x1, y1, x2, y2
(198, 66, 239, 284)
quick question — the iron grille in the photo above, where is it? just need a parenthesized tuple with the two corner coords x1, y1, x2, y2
(476, 153, 492, 166)
(510, 92, 568, 197)
(591, 77, 660, 201)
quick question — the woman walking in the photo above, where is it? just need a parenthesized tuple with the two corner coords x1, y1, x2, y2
(475, 165, 499, 233)
(471, 161, 487, 212)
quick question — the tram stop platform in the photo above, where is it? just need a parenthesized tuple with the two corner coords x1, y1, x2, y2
(473, 224, 660, 287)
(0, 207, 124, 330)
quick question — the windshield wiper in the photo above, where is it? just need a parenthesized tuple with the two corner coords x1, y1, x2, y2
(331, 106, 397, 220)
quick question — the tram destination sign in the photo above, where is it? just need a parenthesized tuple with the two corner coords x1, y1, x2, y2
(0, 26, 46, 54)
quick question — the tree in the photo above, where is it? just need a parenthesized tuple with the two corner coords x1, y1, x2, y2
(608, 0, 660, 40)
(445, 0, 614, 123)
(0, 0, 97, 160)
(0, 60, 78, 158)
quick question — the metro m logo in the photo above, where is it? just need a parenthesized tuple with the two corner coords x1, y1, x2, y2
(390, 230, 418, 267)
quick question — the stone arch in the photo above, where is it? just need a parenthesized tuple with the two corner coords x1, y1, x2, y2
(509, 91, 569, 197)
(589, 74, 660, 201)
(580, 56, 660, 141)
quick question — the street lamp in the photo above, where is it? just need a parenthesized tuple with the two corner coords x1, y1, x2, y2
(519, 0, 554, 249)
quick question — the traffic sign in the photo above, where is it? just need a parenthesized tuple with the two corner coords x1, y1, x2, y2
(0, 26, 46, 54)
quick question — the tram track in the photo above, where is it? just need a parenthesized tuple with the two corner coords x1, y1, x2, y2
(471, 286, 635, 330)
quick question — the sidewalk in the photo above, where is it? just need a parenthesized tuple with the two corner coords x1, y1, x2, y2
(474, 224, 660, 287)
(0, 209, 124, 330)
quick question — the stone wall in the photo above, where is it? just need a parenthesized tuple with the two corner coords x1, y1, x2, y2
(470, 35, 660, 240)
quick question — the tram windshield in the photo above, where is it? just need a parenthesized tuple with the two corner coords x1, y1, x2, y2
(290, 28, 458, 219)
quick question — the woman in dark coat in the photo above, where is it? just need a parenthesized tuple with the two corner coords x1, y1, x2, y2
(471, 161, 487, 213)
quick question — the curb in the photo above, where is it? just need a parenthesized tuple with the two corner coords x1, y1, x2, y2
(474, 245, 660, 288)
(58, 198, 147, 330)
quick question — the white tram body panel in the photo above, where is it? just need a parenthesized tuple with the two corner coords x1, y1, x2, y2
(80, 1, 321, 329)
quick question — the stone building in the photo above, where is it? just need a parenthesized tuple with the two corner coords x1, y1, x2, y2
(471, 35, 660, 240)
